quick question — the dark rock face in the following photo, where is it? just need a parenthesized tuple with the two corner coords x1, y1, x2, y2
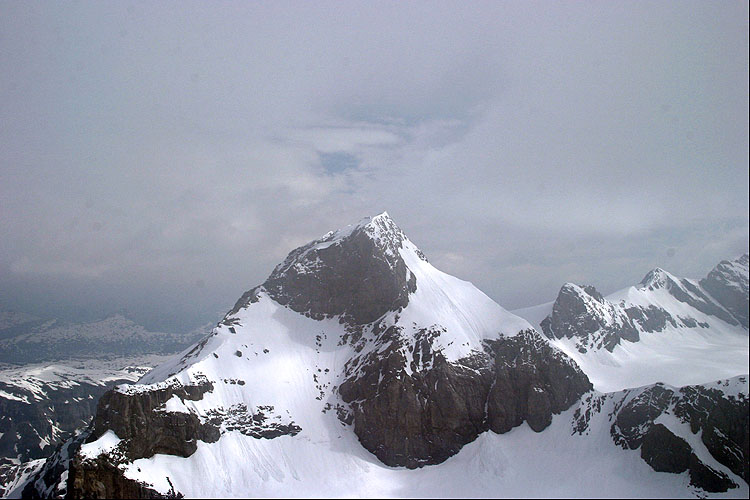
(640, 423, 691, 473)
(687, 454, 736, 494)
(485, 331, 593, 434)
(540, 284, 640, 352)
(339, 326, 494, 468)
(700, 254, 749, 329)
(260, 214, 417, 325)
(610, 378, 748, 492)
(340, 328, 592, 468)
(89, 379, 220, 459)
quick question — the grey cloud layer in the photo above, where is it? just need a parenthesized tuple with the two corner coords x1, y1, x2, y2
(1, 1, 747, 330)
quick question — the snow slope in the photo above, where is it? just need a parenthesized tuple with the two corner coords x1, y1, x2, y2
(46, 216, 748, 498)
(514, 263, 749, 392)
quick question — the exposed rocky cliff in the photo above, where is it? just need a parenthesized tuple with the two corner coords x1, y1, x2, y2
(339, 327, 592, 468)
(574, 376, 748, 493)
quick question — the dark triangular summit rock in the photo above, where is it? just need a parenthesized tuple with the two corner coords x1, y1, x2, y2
(236, 213, 418, 325)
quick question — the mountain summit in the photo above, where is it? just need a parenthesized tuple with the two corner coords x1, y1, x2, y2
(33, 213, 590, 497)
(22, 216, 748, 498)
(232, 212, 418, 325)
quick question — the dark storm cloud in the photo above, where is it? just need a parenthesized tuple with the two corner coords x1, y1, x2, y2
(0, 1, 747, 329)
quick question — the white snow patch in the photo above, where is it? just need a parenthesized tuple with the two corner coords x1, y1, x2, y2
(79, 430, 121, 460)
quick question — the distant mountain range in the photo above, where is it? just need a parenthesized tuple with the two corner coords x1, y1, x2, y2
(0, 314, 208, 365)
(0, 314, 210, 498)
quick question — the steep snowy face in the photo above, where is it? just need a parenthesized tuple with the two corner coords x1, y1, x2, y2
(700, 254, 749, 328)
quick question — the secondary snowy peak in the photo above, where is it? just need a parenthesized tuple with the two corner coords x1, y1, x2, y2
(540, 283, 639, 352)
(638, 267, 678, 289)
(540, 256, 748, 356)
(637, 266, 739, 325)
(700, 254, 749, 328)
(522, 256, 749, 392)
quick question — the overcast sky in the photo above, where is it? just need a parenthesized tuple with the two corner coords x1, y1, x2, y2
(1, 1, 748, 332)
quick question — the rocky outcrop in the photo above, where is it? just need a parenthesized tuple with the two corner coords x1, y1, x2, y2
(340, 328, 592, 468)
(35, 379, 220, 499)
(339, 326, 494, 468)
(89, 379, 219, 459)
(540, 284, 640, 352)
(262, 213, 417, 325)
(609, 378, 748, 492)
(700, 254, 749, 329)
(639, 423, 692, 473)
(66, 455, 178, 500)
(485, 330, 593, 433)
(20, 428, 177, 499)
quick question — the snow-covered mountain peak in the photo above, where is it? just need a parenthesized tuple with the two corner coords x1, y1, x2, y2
(51, 213, 594, 494)
(704, 254, 749, 292)
(638, 267, 680, 290)
(700, 253, 749, 328)
(559, 283, 604, 302)
(267, 212, 412, 283)
(249, 213, 419, 326)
